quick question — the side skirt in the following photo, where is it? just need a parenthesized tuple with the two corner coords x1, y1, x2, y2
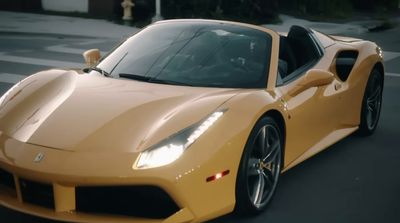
(282, 126, 358, 171)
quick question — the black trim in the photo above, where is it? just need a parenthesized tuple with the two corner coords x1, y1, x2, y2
(281, 59, 320, 84)
(76, 185, 180, 219)
(19, 178, 55, 209)
(0, 168, 16, 190)
(276, 26, 324, 87)
(309, 31, 325, 57)
(335, 50, 359, 81)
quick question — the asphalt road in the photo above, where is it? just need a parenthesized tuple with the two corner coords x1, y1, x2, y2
(0, 27, 399, 223)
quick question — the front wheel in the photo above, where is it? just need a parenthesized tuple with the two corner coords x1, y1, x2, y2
(235, 116, 282, 215)
(358, 69, 383, 136)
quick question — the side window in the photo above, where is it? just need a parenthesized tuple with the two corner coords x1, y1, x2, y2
(276, 59, 287, 86)
(278, 36, 297, 80)
(276, 26, 324, 86)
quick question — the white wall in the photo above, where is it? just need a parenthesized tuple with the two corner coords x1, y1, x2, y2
(42, 0, 89, 13)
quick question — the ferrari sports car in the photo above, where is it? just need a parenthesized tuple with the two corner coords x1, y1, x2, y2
(0, 19, 383, 223)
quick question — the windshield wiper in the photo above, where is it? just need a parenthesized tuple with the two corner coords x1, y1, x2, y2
(84, 67, 111, 77)
(119, 73, 151, 82)
(119, 73, 193, 86)
(149, 78, 193, 86)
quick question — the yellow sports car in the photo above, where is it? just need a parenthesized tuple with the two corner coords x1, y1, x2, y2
(0, 19, 384, 223)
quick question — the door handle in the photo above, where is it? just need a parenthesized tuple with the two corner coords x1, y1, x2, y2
(335, 83, 342, 91)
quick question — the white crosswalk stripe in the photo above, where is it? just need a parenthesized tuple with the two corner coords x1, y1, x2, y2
(386, 72, 400, 78)
(76, 39, 109, 46)
(0, 73, 27, 84)
(45, 45, 86, 55)
(383, 51, 400, 62)
(0, 52, 83, 68)
(46, 45, 108, 55)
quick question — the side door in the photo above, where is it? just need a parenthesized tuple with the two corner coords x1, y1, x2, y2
(271, 27, 343, 168)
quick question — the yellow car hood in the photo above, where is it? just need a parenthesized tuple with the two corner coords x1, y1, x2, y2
(0, 69, 240, 153)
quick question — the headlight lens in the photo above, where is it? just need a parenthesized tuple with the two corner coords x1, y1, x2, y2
(136, 144, 184, 169)
(134, 110, 225, 169)
(377, 46, 383, 59)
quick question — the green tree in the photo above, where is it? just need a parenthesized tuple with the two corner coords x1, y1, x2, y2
(163, 0, 279, 24)
(351, 0, 398, 11)
(281, 0, 353, 17)
(280, 0, 398, 17)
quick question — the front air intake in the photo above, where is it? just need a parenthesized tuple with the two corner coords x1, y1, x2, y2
(76, 185, 180, 219)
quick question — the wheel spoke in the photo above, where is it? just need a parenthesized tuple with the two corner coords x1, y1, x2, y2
(367, 87, 381, 104)
(264, 127, 270, 155)
(263, 140, 280, 163)
(262, 169, 274, 188)
(372, 87, 381, 99)
(252, 172, 265, 206)
(367, 102, 375, 112)
(257, 126, 268, 156)
(367, 109, 373, 126)
(366, 84, 382, 129)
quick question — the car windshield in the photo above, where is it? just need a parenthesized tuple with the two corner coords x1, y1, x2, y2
(97, 21, 272, 88)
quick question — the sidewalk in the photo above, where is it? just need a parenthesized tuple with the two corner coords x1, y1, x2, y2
(0, 10, 389, 38)
(0, 11, 138, 39)
(265, 14, 372, 34)
(1, 10, 400, 52)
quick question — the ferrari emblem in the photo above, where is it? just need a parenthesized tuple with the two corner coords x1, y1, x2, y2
(260, 161, 270, 170)
(34, 152, 45, 163)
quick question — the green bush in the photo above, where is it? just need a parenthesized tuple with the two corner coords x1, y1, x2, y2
(280, 0, 353, 18)
(162, 0, 279, 24)
(351, 0, 398, 11)
(280, 0, 399, 18)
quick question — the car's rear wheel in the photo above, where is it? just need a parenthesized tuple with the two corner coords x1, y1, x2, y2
(358, 69, 383, 136)
(235, 116, 282, 214)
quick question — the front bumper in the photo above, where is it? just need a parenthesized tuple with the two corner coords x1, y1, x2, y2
(0, 187, 193, 223)
(0, 132, 239, 223)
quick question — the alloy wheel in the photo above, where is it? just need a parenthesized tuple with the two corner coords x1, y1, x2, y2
(247, 124, 281, 208)
(366, 75, 382, 130)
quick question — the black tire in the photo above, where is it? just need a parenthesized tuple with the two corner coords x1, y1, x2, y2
(358, 69, 383, 136)
(235, 116, 282, 215)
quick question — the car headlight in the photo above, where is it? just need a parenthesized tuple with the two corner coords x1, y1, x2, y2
(134, 110, 225, 169)
(377, 46, 383, 59)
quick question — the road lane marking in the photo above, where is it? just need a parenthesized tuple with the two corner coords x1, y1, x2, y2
(386, 72, 400, 77)
(0, 52, 82, 68)
(46, 45, 85, 55)
(383, 51, 400, 62)
(76, 39, 108, 45)
(46, 45, 107, 55)
(0, 35, 108, 43)
(0, 73, 27, 84)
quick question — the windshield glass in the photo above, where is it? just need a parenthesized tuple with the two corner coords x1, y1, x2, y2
(97, 21, 272, 88)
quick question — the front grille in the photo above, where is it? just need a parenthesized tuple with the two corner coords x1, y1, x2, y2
(76, 186, 180, 219)
(0, 168, 16, 189)
(19, 179, 54, 209)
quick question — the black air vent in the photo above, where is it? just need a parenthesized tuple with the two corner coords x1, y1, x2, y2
(336, 50, 359, 81)
(0, 168, 16, 190)
(76, 185, 180, 219)
(19, 179, 55, 209)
